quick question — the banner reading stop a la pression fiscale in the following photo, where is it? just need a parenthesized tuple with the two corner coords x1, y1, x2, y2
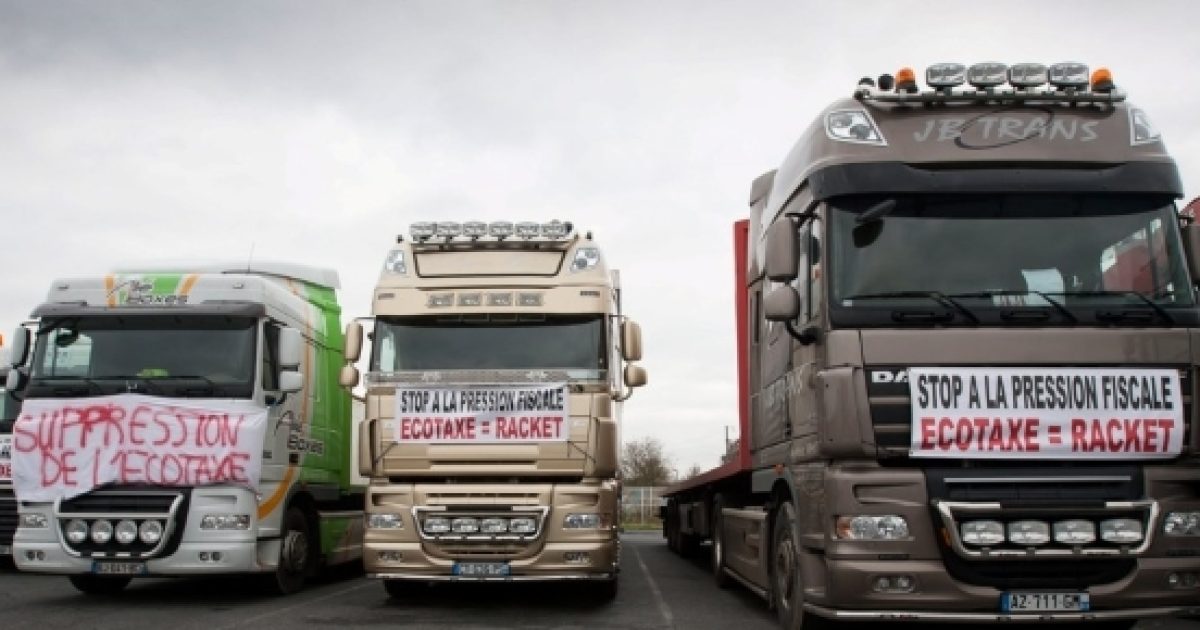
(908, 367, 1185, 460)
(393, 383, 569, 443)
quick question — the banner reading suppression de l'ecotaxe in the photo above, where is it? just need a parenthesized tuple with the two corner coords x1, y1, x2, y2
(909, 367, 1185, 460)
(393, 384, 569, 443)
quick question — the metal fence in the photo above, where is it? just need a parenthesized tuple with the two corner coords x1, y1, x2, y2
(620, 485, 666, 525)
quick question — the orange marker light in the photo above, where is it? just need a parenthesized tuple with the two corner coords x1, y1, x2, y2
(1090, 67, 1114, 92)
(894, 67, 918, 93)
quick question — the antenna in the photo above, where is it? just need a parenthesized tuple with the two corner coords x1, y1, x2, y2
(246, 242, 256, 273)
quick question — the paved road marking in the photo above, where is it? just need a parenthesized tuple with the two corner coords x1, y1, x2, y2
(631, 542, 674, 628)
(212, 580, 375, 630)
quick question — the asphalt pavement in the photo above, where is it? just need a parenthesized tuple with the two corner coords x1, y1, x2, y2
(0, 533, 1195, 630)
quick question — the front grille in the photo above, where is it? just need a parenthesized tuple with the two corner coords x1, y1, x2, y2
(0, 486, 16, 547)
(56, 489, 189, 559)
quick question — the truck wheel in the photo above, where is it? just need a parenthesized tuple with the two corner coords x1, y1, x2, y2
(262, 506, 311, 595)
(771, 502, 827, 629)
(710, 494, 731, 589)
(666, 502, 680, 553)
(68, 574, 131, 595)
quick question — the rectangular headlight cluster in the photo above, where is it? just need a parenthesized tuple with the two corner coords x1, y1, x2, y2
(200, 514, 251, 530)
(1163, 511, 1200, 536)
(367, 513, 404, 529)
(563, 513, 611, 530)
(835, 515, 909, 540)
(422, 515, 538, 536)
(960, 517, 1143, 546)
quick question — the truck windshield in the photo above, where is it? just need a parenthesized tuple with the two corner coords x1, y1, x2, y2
(829, 193, 1195, 326)
(372, 315, 606, 377)
(27, 315, 257, 398)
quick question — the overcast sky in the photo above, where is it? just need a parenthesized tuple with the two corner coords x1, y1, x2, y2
(3, 1, 1199, 472)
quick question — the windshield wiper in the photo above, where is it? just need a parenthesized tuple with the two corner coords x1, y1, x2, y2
(100, 376, 168, 395)
(1062, 291, 1174, 324)
(842, 291, 979, 324)
(947, 291, 1078, 324)
(31, 376, 105, 395)
(154, 375, 219, 394)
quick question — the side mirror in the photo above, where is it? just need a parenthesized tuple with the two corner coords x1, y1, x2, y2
(1181, 223, 1200, 284)
(624, 364, 647, 388)
(6, 368, 25, 391)
(339, 364, 360, 389)
(621, 320, 643, 362)
(9, 326, 30, 367)
(344, 321, 363, 363)
(279, 371, 304, 393)
(764, 286, 801, 321)
(279, 327, 304, 370)
(765, 218, 799, 282)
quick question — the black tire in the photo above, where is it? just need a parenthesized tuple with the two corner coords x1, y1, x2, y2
(710, 494, 731, 589)
(771, 501, 829, 630)
(69, 574, 131, 595)
(262, 506, 312, 595)
(666, 502, 681, 554)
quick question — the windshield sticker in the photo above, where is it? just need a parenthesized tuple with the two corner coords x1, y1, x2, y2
(10, 394, 268, 501)
(908, 367, 1183, 460)
(392, 383, 569, 443)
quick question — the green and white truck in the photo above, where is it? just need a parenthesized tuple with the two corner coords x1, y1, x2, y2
(6, 262, 363, 594)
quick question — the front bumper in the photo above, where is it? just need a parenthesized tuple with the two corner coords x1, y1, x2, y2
(367, 538, 618, 581)
(15, 539, 265, 575)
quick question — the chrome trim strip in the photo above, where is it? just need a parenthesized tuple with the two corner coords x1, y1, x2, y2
(806, 603, 1182, 623)
(369, 572, 613, 583)
(944, 476, 1132, 484)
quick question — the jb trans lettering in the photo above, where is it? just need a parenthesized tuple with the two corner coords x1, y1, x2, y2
(394, 384, 569, 443)
(11, 394, 268, 501)
(907, 367, 1184, 460)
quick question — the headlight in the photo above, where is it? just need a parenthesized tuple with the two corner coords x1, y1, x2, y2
(960, 520, 1004, 545)
(90, 519, 114, 544)
(835, 515, 909, 540)
(563, 513, 608, 530)
(423, 517, 451, 534)
(139, 520, 164, 544)
(1007, 520, 1050, 545)
(1053, 519, 1097, 544)
(367, 513, 404, 530)
(64, 519, 89, 543)
(451, 517, 479, 534)
(113, 520, 139, 545)
(1100, 518, 1144, 543)
(480, 518, 508, 534)
(824, 109, 886, 146)
(570, 247, 602, 273)
(200, 514, 251, 530)
(1163, 511, 1200, 537)
(20, 513, 48, 529)
(509, 517, 537, 535)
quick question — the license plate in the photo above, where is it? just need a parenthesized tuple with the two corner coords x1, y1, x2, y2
(0, 545, 10, 556)
(1002, 592, 1089, 612)
(452, 562, 510, 578)
(92, 561, 147, 576)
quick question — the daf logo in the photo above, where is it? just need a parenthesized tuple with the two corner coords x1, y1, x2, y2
(870, 369, 908, 384)
(420, 372, 442, 382)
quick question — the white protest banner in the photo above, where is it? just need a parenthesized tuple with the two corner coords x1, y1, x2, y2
(394, 383, 569, 443)
(0, 435, 11, 482)
(11, 394, 269, 502)
(909, 367, 1184, 460)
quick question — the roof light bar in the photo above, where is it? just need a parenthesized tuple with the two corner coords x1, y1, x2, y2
(489, 221, 514, 239)
(1008, 63, 1048, 88)
(410, 222, 435, 242)
(967, 62, 1008, 89)
(435, 221, 462, 239)
(463, 221, 488, 238)
(925, 63, 966, 89)
(1048, 62, 1089, 90)
(540, 220, 572, 239)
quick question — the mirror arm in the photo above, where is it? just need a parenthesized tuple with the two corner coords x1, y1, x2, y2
(784, 320, 820, 346)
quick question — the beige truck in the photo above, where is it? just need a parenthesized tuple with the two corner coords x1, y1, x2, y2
(663, 63, 1200, 628)
(340, 220, 646, 600)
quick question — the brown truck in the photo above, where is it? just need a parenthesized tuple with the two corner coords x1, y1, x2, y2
(663, 63, 1200, 628)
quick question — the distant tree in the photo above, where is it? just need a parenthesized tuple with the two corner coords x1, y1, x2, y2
(683, 464, 704, 480)
(620, 437, 673, 486)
